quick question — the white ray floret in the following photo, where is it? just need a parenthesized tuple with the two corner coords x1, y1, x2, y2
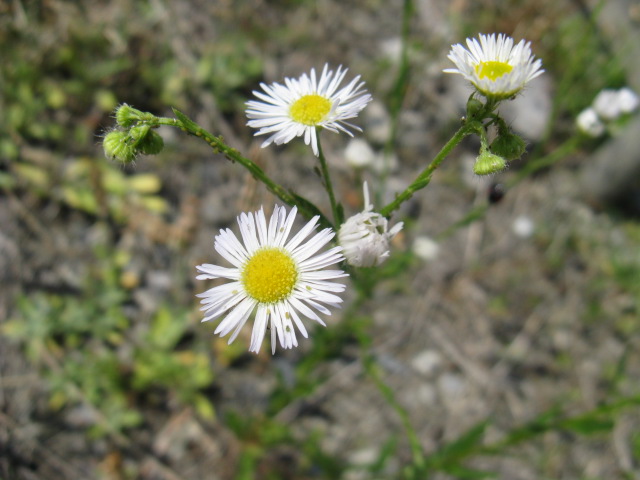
(196, 205, 348, 354)
(444, 33, 544, 99)
(246, 64, 372, 156)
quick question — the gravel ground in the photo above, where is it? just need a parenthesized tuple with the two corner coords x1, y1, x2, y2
(2, 1, 640, 479)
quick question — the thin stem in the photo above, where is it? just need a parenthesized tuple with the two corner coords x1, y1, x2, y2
(380, 122, 475, 217)
(144, 110, 334, 230)
(316, 130, 343, 226)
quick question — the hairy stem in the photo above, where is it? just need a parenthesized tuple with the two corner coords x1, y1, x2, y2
(380, 122, 475, 217)
(144, 109, 334, 229)
(316, 131, 343, 226)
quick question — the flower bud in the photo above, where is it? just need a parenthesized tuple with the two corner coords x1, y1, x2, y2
(466, 97, 484, 118)
(103, 130, 136, 164)
(576, 108, 605, 138)
(338, 182, 403, 267)
(473, 148, 506, 176)
(138, 130, 164, 155)
(490, 131, 526, 161)
(115, 104, 144, 128)
(128, 125, 151, 142)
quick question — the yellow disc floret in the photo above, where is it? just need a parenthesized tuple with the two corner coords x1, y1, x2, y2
(289, 94, 332, 125)
(241, 248, 298, 304)
(474, 61, 513, 81)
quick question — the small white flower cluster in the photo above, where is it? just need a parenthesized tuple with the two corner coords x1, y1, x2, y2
(338, 183, 403, 267)
(576, 87, 639, 137)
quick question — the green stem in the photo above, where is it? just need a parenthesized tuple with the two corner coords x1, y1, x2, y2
(144, 109, 334, 230)
(316, 131, 343, 226)
(380, 122, 475, 217)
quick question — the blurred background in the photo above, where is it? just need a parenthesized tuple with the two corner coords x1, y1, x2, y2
(1, 0, 640, 478)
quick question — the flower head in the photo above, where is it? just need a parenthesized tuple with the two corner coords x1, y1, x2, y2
(246, 64, 372, 156)
(196, 206, 347, 354)
(444, 33, 544, 100)
(338, 182, 403, 267)
(617, 87, 640, 114)
(592, 89, 623, 121)
(593, 87, 640, 120)
(576, 107, 605, 137)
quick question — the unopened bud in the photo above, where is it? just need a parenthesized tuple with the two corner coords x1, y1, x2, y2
(115, 104, 144, 128)
(138, 130, 164, 155)
(128, 125, 151, 142)
(103, 130, 136, 164)
(473, 148, 506, 176)
(466, 97, 484, 118)
(490, 131, 526, 161)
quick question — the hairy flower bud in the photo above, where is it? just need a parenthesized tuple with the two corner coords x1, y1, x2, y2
(103, 130, 136, 164)
(138, 130, 164, 155)
(115, 104, 144, 128)
(490, 131, 526, 161)
(466, 97, 484, 118)
(473, 148, 506, 176)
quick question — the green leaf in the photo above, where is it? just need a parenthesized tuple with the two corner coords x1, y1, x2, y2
(425, 421, 488, 469)
(172, 108, 199, 131)
(441, 465, 497, 479)
(561, 416, 614, 435)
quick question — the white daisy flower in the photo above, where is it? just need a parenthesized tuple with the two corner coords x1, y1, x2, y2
(576, 107, 605, 137)
(592, 89, 621, 121)
(444, 33, 544, 100)
(338, 182, 403, 267)
(246, 64, 372, 156)
(593, 87, 640, 120)
(196, 205, 347, 354)
(616, 87, 639, 114)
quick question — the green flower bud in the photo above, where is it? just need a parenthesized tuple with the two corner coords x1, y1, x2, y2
(490, 131, 526, 161)
(103, 130, 136, 164)
(473, 148, 507, 176)
(466, 97, 484, 118)
(115, 104, 144, 128)
(138, 130, 164, 155)
(128, 124, 151, 143)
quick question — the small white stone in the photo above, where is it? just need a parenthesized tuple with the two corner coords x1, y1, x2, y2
(348, 447, 379, 466)
(411, 349, 443, 376)
(412, 236, 440, 261)
(344, 138, 376, 169)
(437, 373, 466, 398)
(512, 215, 535, 238)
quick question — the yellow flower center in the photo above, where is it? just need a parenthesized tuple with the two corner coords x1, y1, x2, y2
(289, 94, 332, 125)
(241, 248, 298, 304)
(474, 61, 513, 81)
